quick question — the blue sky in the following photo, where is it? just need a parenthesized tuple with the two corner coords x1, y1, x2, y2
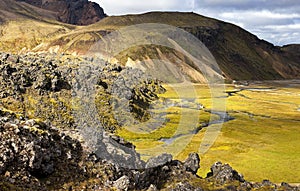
(93, 0, 300, 46)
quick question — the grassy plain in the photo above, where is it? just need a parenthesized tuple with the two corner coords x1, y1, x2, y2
(116, 81, 300, 183)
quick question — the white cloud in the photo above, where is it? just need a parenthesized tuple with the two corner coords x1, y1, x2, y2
(264, 23, 300, 30)
(220, 10, 300, 20)
(93, 0, 194, 15)
(195, 8, 300, 45)
(249, 23, 300, 45)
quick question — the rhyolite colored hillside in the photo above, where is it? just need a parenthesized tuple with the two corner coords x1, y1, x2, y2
(0, 1, 299, 81)
(16, 0, 106, 25)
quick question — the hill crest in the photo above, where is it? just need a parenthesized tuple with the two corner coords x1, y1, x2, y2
(0, 1, 299, 80)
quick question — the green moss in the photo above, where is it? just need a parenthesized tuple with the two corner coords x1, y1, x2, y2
(0, 182, 23, 191)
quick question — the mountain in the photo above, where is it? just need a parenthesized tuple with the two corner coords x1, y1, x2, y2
(16, 0, 107, 25)
(84, 12, 300, 80)
(0, 0, 77, 53)
(0, 1, 299, 81)
(0, 0, 57, 21)
(0, 1, 300, 190)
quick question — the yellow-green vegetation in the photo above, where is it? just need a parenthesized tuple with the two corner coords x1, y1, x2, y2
(0, 89, 74, 129)
(0, 19, 74, 53)
(196, 83, 300, 183)
(117, 81, 300, 183)
(0, 0, 76, 53)
(116, 84, 223, 157)
(95, 87, 120, 132)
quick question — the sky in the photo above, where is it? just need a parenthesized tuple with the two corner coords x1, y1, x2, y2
(92, 0, 300, 46)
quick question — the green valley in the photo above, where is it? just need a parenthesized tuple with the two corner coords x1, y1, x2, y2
(117, 81, 300, 183)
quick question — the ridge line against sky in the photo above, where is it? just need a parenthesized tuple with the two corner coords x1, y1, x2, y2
(92, 0, 300, 46)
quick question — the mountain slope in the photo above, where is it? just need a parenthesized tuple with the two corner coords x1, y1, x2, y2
(34, 12, 300, 81)
(16, 0, 107, 25)
(0, 0, 76, 52)
(183, 23, 300, 80)
(91, 12, 300, 80)
(0, 0, 57, 21)
(0, 1, 299, 81)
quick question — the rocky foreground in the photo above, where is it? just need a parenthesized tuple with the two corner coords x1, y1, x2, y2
(0, 52, 299, 190)
(1, 109, 299, 191)
(0, 109, 299, 191)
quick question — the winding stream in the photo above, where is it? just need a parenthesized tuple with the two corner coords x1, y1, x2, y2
(160, 110, 234, 145)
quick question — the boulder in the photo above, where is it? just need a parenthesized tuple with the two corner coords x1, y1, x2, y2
(113, 175, 130, 191)
(145, 153, 172, 169)
(171, 182, 203, 191)
(94, 132, 145, 170)
(0, 116, 82, 177)
(184, 152, 200, 174)
(207, 161, 245, 184)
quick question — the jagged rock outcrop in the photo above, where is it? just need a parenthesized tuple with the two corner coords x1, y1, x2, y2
(0, 109, 84, 190)
(94, 132, 146, 170)
(145, 153, 173, 169)
(184, 152, 200, 174)
(0, 52, 164, 132)
(113, 175, 130, 191)
(172, 182, 203, 191)
(17, 0, 106, 25)
(207, 161, 245, 185)
(0, 109, 198, 190)
(0, 52, 299, 190)
(0, 109, 299, 190)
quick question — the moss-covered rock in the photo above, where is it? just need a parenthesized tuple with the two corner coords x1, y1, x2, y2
(0, 52, 165, 132)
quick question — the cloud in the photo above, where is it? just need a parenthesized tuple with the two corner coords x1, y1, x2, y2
(94, 0, 194, 15)
(194, 0, 300, 11)
(194, 1, 300, 45)
(222, 13, 299, 45)
(259, 24, 300, 45)
(92, 0, 300, 45)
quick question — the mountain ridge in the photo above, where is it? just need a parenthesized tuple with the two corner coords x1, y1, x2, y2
(0, 1, 300, 189)
(85, 12, 300, 80)
(0, 1, 299, 80)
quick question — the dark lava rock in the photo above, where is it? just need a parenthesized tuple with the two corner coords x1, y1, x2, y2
(0, 109, 83, 190)
(0, 52, 71, 97)
(280, 182, 299, 191)
(18, 0, 107, 25)
(0, 119, 75, 176)
(0, 109, 299, 191)
(184, 152, 200, 174)
(113, 175, 130, 191)
(207, 161, 245, 184)
(146, 153, 173, 169)
(171, 182, 203, 191)
(0, 51, 165, 133)
(94, 132, 145, 170)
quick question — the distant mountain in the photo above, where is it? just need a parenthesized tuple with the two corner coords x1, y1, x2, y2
(0, 1, 299, 81)
(16, 0, 106, 25)
(0, 0, 57, 21)
(0, 0, 75, 53)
